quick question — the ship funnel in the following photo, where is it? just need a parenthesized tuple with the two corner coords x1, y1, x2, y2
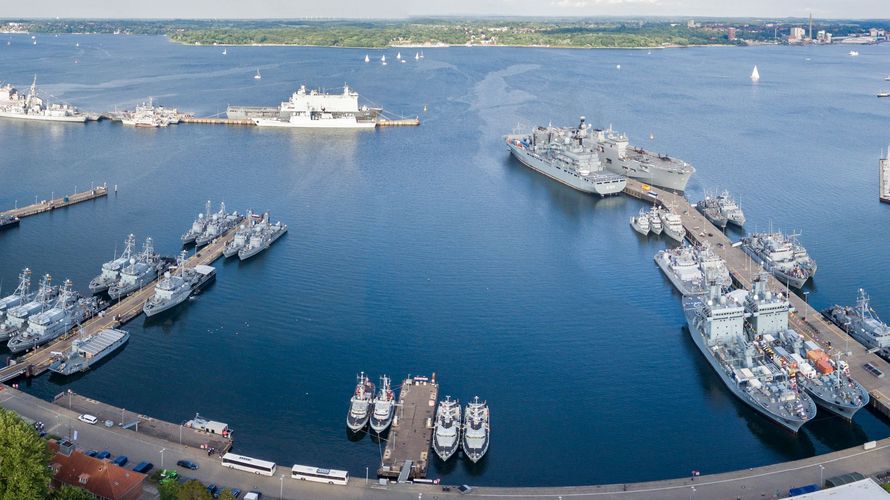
(578, 116, 586, 129)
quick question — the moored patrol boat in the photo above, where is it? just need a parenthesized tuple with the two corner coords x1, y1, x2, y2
(143, 252, 216, 317)
(0, 268, 33, 323)
(369, 375, 396, 434)
(740, 232, 816, 289)
(89, 234, 136, 294)
(824, 289, 890, 360)
(630, 208, 650, 235)
(0, 274, 57, 341)
(432, 396, 461, 461)
(238, 216, 287, 261)
(182, 200, 212, 245)
(461, 396, 490, 463)
(108, 237, 163, 300)
(346, 372, 376, 432)
(655, 244, 706, 296)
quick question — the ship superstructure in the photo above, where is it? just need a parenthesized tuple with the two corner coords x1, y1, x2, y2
(0, 274, 56, 341)
(825, 289, 890, 360)
(89, 234, 137, 294)
(740, 232, 816, 289)
(594, 127, 695, 191)
(432, 396, 461, 461)
(252, 84, 379, 128)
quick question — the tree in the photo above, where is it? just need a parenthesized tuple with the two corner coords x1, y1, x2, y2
(0, 408, 52, 500)
(52, 484, 96, 499)
(177, 480, 212, 500)
(217, 489, 236, 500)
(158, 479, 180, 500)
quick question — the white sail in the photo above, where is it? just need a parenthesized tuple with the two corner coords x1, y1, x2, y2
(750, 65, 760, 82)
(364, 54, 369, 63)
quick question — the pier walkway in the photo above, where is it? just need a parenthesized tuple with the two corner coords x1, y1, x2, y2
(0, 224, 239, 384)
(0, 184, 108, 219)
(378, 374, 438, 480)
(624, 179, 890, 419)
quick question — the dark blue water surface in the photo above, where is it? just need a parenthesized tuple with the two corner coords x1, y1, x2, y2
(1, 34, 889, 487)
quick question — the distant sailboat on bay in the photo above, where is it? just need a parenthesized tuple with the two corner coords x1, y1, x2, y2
(415, 52, 420, 60)
(364, 54, 370, 63)
(381, 55, 387, 65)
(222, 48, 227, 55)
(254, 69, 262, 80)
(750, 65, 760, 82)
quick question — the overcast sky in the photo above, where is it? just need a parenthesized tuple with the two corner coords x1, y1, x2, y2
(4, 0, 887, 20)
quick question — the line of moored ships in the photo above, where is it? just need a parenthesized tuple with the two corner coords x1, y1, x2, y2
(345, 373, 490, 463)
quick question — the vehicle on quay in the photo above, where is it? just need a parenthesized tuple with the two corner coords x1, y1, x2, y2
(291, 464, 349, 485)
(461, 396, 490, 463)
(369, 375, 396, 434)
(49, 328, 130, 375)
(346, 372, 375, 432)
(432, 396, 461, 461)
(78, 414, 98, 425)
(740, 231, 817, 289)
(593, 125, 695, 191)
(176, 460, 199, 470)
(89, 234, 136, 294)
(824, 289, 890, 361)
(221, 453, 276, 476)
(504, 117, 627, 196)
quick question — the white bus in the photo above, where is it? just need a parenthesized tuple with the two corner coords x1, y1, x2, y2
(220, 453, 276, 476)
(291, 464, 349, 485)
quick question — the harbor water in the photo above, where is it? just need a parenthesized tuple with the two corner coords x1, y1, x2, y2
(1, 34, 890, 486)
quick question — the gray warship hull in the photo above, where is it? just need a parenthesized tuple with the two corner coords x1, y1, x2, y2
(48, 329, 130, 376)
(654, 253, 706, 296)
(506, 140, 626, 196)
(740, 246, 809, 289)
(803, 383, 869, 420)
(143, 266, 216, 317)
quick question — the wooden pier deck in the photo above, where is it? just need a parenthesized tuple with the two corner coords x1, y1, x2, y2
(378, 374, 438, 481)
(180, 117, 256, 126)
(0, 225, 239, 384)
(624, 178, 890, 419)
(0, 184, 108, 220)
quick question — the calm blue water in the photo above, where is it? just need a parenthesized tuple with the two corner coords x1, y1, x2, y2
(1, 34, 889, 487)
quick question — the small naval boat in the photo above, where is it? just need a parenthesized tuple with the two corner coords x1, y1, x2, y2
(461, 397, 490, 463)
(695, 196, 728, 229)
(89, 234, 136, 294)
(648, 207, 663, 235)
(223, 211, 262, 258)
(432, 396, 461, 461)
(195, 202, 242, 247)
(0, 213, 20, 230)
(655, 244, 706, 296)
(48, 328, 130, 376)
(659, 208, 686, 243)
(8, 280, 106, 354)
(121, 97, 180, 128)
(593, 126, 695, 191)
(346, 372, 376, 432)
(741, 274, 868, 420)
(0, 268, 33, 324)
(369, 375, 396, 434)
(629, 208, 650, 235)
(824, 289, 890, 360)
(504, 117, 627, 196)
(0, 274, 57, 341)
(238, 218, 287, 261)
(683, 282, 817, 432)
(0, 76, 88, 123)
(740, 232, 816, 289)
(108, 237, 162, 300)
(143, 254, 216, 317)
(716, 190, 745, 227)
(181, 200, 213, 245)
(695, 243, 732, 288)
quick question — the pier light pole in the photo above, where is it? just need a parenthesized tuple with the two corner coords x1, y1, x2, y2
(365, 466, 368, 485)
(179, 424, 182, 445)
(803, 291, 810, 321)
(819, 464, 825, 486)
(279, 474, 284, 500)
(121, 408, 124, 426)
(689, 486, 695, 500)
(160, 448, 165, 468)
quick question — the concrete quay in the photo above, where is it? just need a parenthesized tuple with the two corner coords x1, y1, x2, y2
(623, 178, 890, 420)
(0, 184, 108, 219)
(378, 375, 438, 480)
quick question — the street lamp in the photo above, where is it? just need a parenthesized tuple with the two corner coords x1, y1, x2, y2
(179, 424, 183, 445)
(803, 291, 810, 321)
(689, 486, 696, 500)
(160, 448, 165, 468)
(279, 474, 284, 500)
(365, 466, 369, 485)
(819, 464, 825, 486)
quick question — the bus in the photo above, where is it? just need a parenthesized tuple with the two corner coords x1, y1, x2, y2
(291, 464, 349, 485)
(220, 453, 276, 476)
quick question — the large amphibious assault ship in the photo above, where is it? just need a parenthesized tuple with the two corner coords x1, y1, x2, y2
(505, 117, 627, 196)
(593, 126, 695, 191)
(89, 234, 137, 294)
(0, 274, 57, 341)
(433, 396, 461, 461)
(825, 289, 890, 361)
(49, 328, 130, 376)
(740, 275, 868, 420)
(0, 76, 87, 123)
(683, 283, 817, 432)
(461, 396, 490, 463)
(346, 372, 376, 432)
(244, 84, 379, 128)
(740, 232, 817, 289)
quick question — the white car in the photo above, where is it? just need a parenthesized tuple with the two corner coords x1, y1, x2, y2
(78, 414, 98, 425)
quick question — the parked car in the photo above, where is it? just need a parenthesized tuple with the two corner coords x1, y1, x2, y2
(230, 488, 242, 499)
(160, 469, 179, 480)
(243, 492, 262, 500)
(112, 456, 128, 467)
(77, 414, 98, 425)
(132, 462, 153, 474)
(176, 460, 199, 470)
(206, 484, 219, 498)
(96, 451, 111, 460)
(85, 450, 98, 458)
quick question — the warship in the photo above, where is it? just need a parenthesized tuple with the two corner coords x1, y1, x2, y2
(0, 214, 20, 230)
(629, 208, 650, 235)
(143, 253, 216, 317)
(369, 375, 396, 434)
(181, 201, 213, 245)
(0, 274, 57, 341)
(461, 397, 490, 463)
(238, 218, 287, 261)
(716, 190, 746, 227)
(695, 243, 732, 288)
(107, 237, 162, 301)
(0, 268, 32, 323)
(432, 396, 461, 461)
(8, 280, 107, 354)
(505, 117, 627, 196)
(88, 234, 136, 294)
(695, 196, 728, 229)
(659, 208, 686, 243)
(120, 97, 180, 128)
(824, 289, 890, 360)
(648, 207, 663, 235)
(740, 232, 816, 289)
(223, 211, 261, 258)
(741, 274, 868, 420)
(48, 328, 130, 376)
(250, 84, 379, 128)
(593, 126, 695, 191)
(195, 202, 242, 247)
(683, 282, 817, 432)
(0, 77, 87, 123)
(654, 244, 706, 296)
(346, 372, 376, 432)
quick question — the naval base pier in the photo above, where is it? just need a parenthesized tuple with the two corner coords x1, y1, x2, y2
(881, 150, 890, 204)
(0, 184, 109, 222)
(378, 374, 438, 481)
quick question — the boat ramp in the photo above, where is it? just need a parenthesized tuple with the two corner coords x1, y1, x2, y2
(378, 374, 438, 481)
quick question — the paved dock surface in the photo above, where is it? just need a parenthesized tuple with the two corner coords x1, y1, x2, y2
(624, 178, 890, 419)
(378, 375, 438, 480)
(0, 185, 108, 219)
(0, 224, 239, 384)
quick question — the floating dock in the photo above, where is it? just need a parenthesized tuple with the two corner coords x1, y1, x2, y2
(880, 150, 890, 204)
(377, 118, 421, 127)
(0, 184, 108, 220)
(378, 374, 438, 481)
(0, 224, 240, 384)
(624, 179, 890, 419)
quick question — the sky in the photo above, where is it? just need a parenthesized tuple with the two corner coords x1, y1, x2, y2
(3, 0, 887, 20)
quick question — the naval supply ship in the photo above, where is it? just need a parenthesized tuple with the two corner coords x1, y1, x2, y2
(0, 274, 57, 341)
(0, 77, 87, 123)
(48, 328, 130, 376)
(250, 84, 379, 129)
(143, 255, 216, 317)
(108, 237, 162, 300)
(655, 244, 707, 296)
(505, 117, 627, 196)
(741, 274, 868, 420)
(89, 234, 136, 294)
(593, 127, 695, 191)
(346, 372, 376, 432)
(432, 396, 461, 461)
(8, 280, 107, 354)
(369, 375, 396, 434)
(740, 232, 816, 289)
(182, 200, 213, 245)
(238, 218, 287, 261)
(683, 283, 817, 432)
(825, 289, 890, 361)
(0, 268, 33, 324)
(461, 396, 490, 463)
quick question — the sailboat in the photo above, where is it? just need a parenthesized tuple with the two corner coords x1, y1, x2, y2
(381, 55, 387, 65)
(253, 69, 262, 80)
(750, 65, 760, 82)
(849, 50, 860, 57)
(364, 54, 370, 63)
(415, 52, 420, 60)
(396, 52, 401, 60)
(222, 48, 227, 55)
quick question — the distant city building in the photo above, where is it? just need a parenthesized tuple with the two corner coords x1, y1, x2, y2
(687, 20, 697, 29)
(870, 28, 879, 37)
(789, 27, 806, 43)
(816, 30, 833, 44)
(727, 27, 737, 40)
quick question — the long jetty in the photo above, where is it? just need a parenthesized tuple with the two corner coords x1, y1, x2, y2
(0, 184, 109, 220)
(624, 178, 890, 419)
(0, 225, 239, 384)
(378, 374, 438, 481)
